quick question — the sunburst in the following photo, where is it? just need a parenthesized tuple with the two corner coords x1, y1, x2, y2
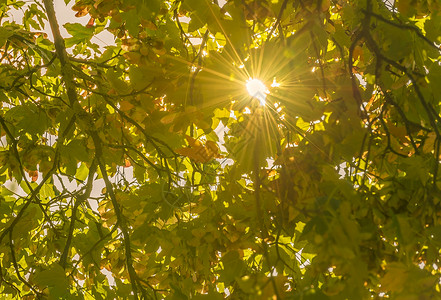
(172, 0, 342, 172)
(246, 78, 269, 106)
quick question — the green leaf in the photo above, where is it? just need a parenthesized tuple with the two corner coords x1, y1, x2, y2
(425, 15, 441, 43)
(220, 251, 244, 283)
(40, 183, 55, 199)
(0, 27, 13, 46)
(122, 10, 140, 36)
(5, 104, 49, 136)
(64, 23, 95, 47)
(380, 262, 408, 293)
(129, 65, 155, 90)
(106, 69, 130, 93)
(34, 264, 69, 298)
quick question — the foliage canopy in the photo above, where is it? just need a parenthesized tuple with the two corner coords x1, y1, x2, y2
(1, 0, 441, 299)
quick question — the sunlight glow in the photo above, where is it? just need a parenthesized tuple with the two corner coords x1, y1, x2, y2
(246, 78, 269, 106)
(271, 78, 280, 87)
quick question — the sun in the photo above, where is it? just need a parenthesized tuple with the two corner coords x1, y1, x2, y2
(246, 78, 269, 106)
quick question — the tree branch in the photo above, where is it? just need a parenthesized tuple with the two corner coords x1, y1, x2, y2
(42, 0, 77, 107)
(9, 231, 42, 296)
(59, 160, 97, 268)
(90, 131, 141, 299)
(362, 10, 440, 52)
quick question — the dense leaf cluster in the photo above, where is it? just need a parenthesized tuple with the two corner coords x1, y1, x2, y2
(1, 0, 441, 299)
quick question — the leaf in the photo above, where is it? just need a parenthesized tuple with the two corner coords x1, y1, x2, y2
(423, 132, 436, 153)
(122, 9, 140, 36)
(5, 104, 50, 136)
(64, 23, 95, 47)
(380, 263, 408, 292)
(397, 0, 414, 16)
(425, 15, 441, 43)
(176, 136, 222, 163)
(75, 162, 89, 181)
(33, 264, 70, 298)
(220, 251, 244, 283)
(188, 14, 205, 32)
(0, 27, 13, 46)
(129, 65, 155, 90)
(40, 183, 55, 199)
(106, 69, 130, 93)
(119, 100, 135, 111)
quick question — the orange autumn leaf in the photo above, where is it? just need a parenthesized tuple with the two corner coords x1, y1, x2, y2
(28, 170, 38, 182)
(124, 159, 132, 168)
(86, 17, 95, 28)
(176, 136, 222, 163)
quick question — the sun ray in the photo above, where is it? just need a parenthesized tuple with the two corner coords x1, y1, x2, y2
(262, 109, 280, 154)
(172, 1, 348, 173)
(206, 1, 251, 79)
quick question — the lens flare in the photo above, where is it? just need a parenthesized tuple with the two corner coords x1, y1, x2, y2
(246, 78, 269, 106)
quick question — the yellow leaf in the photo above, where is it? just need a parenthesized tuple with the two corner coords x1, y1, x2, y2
(185, 135, 201, 147)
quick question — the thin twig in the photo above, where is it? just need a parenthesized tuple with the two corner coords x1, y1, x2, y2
(266, 0, 289, 41)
